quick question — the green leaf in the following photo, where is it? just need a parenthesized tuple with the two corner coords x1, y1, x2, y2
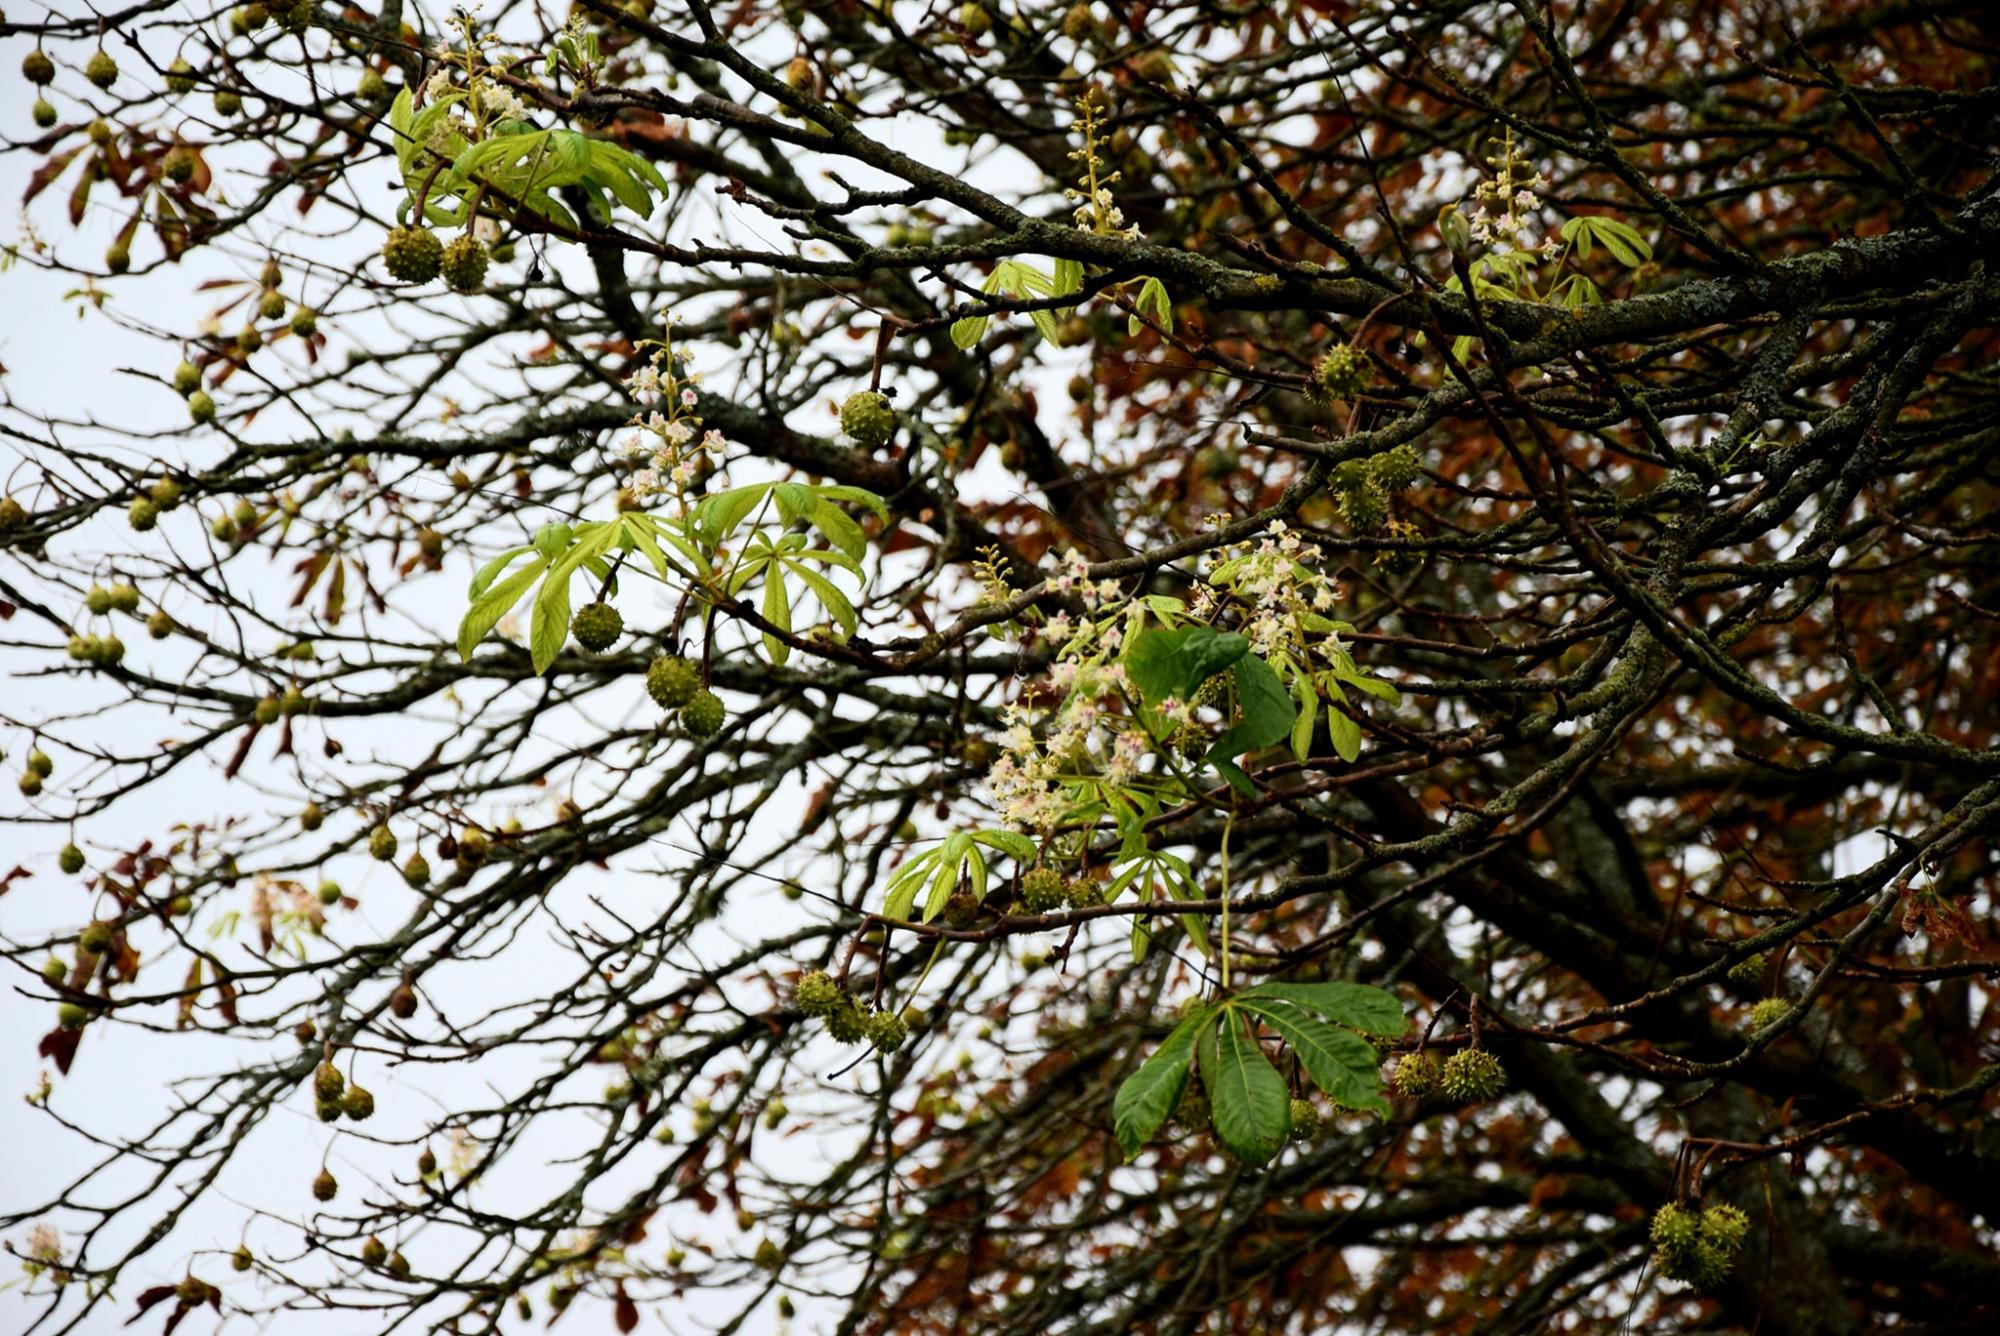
(1053, 257, 1083, 302)
(761, 568, 792, 665)
(467, 545, 536, 601)
(1112, 1008, 1207, 1160)
(1182, 627, 1250, 686)
(1326, 704, 1361, 762)
(1209, 655, 1296, 762)
(696, 482, 772, 546)
(456, 559, 544, 661)
(1239, 998, 1391, 1117)
(1290, 675, 1318, 761)
(533, 521, 575, 561)
(1125, 626, 1248, 704)
(529, 571, 572, 674)
(1238, 981, 1407, 1036)
(806, 497, 868, 563)
(951, 312, 990, 350)
(1200, 1008, 1289, 1164)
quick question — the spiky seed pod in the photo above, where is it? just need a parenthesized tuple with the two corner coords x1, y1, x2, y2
(571, 601, 623, 651)
(315, 1098, 343, 1122)
(87, 584, 114, 615)
(795, 970, 842, 1016)
(58, 1001, 89, 1028)
(167, 59, 196, 95)
(111, 581, 143, 613)
(237, 324, 262, 354)
(80, 921, 114, 955)
(1727, 952, 1767, 987)
(33, 98, 59, 129)
(942, 890, 980, 927)
(387, 1252, 411, 1279)
(98, 634, 125, 665)
(439, 235, 489, 293)
(866, 1009, 909, 1052)
(172, 360, 203, 396)
(87, 117, 113, 144)
(43, 957, 66, 984)
(188, 391, 216, 424)
(1288, 1097, 1322, 1141)
(254, 696, 281, 726)
(1337, 479, 1388, 532)
(0, 496, 26, 530)
(1316, 343, 1370, 399)
(1440, 1047, 1506, 1102)
(681, 689, 725, 737)
(381, 226, 443, 284)
(85, 49, 118, 89)
(257, 289, 286, 322)
(1370, 444, 1422, 493)
(164, 146, 197, 184)
(357, 68, 387, 101)
(289, 307, 317, 337)
(129, 498, 159, 531)
(146, 610, 173, 639)
(58, 844, 85, 875)
(213, 89, 241, 117)
(646, 654, 700, 709)
(1063, 876, 1103, 908)
(824, 996, 869, 1044)
(457, 825, 490, 864)
(1746, 997, 1791, 1031)
(1701, 1203, 1749, 1252)
(313, 1061, 344, 1101)
(1020, 866, 1067, 913)
(20, 771, 44, 797)
(277, 0, 315, 33)
(361, 1236, 387, 1266)
(176, 1275, 209, 1307)
(839, 391, 897, 449)
(28, 749, 54, 778)
(341, 1084, 375, 1120)
(310, 1169, 337, 1201)
(368, 824, 397, 862)
(763, 1098, 788, 1129)
(416, 1146, 436, 1175)
(232, 1245, 253, 1272)
(754, 1237, 784, 1269)
(390, 982, 418, 1019)
(300, 801, 323, 831)
(1651, 1203, 1700, 1254)
(318, 880, 342, 905)
(402, 853, 431, 888)
(23, 50, 55, 85)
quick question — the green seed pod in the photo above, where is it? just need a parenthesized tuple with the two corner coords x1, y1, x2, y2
(824, 996, 868, 1044)
(58, 1002, 90, 1029)
(43, 957, 67, 984)
(167, 59, 196, 95)
(254, 696, 281, 726)
(188, 391, 216, 424)
(164, 146, 197, 185)
(33, 98, 59, 130)
(84, 50, 118, 90)
(289, 307, 317, 337)
(236, 324, 263, 354)
(315, 1098, 343, 1122)
(839, 391, 897, 449)
(362, 1236, 387, 1266)
(1439, 1047, 1506, 1102)
(58, 843, 85, 875)
(80, 920, 114, 955)
(232, 1245, 253, 1272)
(313, 1061, 344, 1101)
(402, 853, 430, 888)
(368, 824, 397, 862)
(318, 880, 342, 905)
(380, 226, 443, 284)
(258, 289, 287, 321)
(87, 584, 114, 615)
(439, 234, 489, 294)
(213, 89, 241, 117)
(1726, 952, 1767, 988)
(129, 498, 159, 531)
(357, 68, 387, 101)
(387, 1251, 410, 1279)
(1745, 997, 1792, 1032)
(28, 749, 54, 778)
(1020, 867, 1066, 913)
(865, 1008, 908, 1052)
(111, 581, 143, 611)
(681, 688, 725, 737)
(23, 50, 56, 85)
(300, 801, 323, 831)
(571, 601, 623, 651)
(795, 970, 842, 1016)
(646, 654, 700, 709)
(1287, 1097, 1321, 1141)
(341, 1084, 375, 1120)
(311, 1168, 337, 1201)
(146, 610, 173, 639)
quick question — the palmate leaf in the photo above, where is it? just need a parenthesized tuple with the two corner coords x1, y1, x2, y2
(1238, 980, 1408, 1036)
(1199, 1008, 1290, 1164)
(1238, 997, 1391, 1117)
(1112, 1005, 1209, 1159)
(1208, 654, 1296, 764)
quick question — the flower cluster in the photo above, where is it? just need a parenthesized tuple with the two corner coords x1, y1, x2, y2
(1199, 520, 1343, 660)
(624, 320, 724, 498)
(1065, 90, 1141, 241)
(987, 661, 1149, 832)
(1468, 127, 1560, 258)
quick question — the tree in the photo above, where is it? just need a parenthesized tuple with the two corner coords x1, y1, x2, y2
(2, 0, 1998, 1331)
